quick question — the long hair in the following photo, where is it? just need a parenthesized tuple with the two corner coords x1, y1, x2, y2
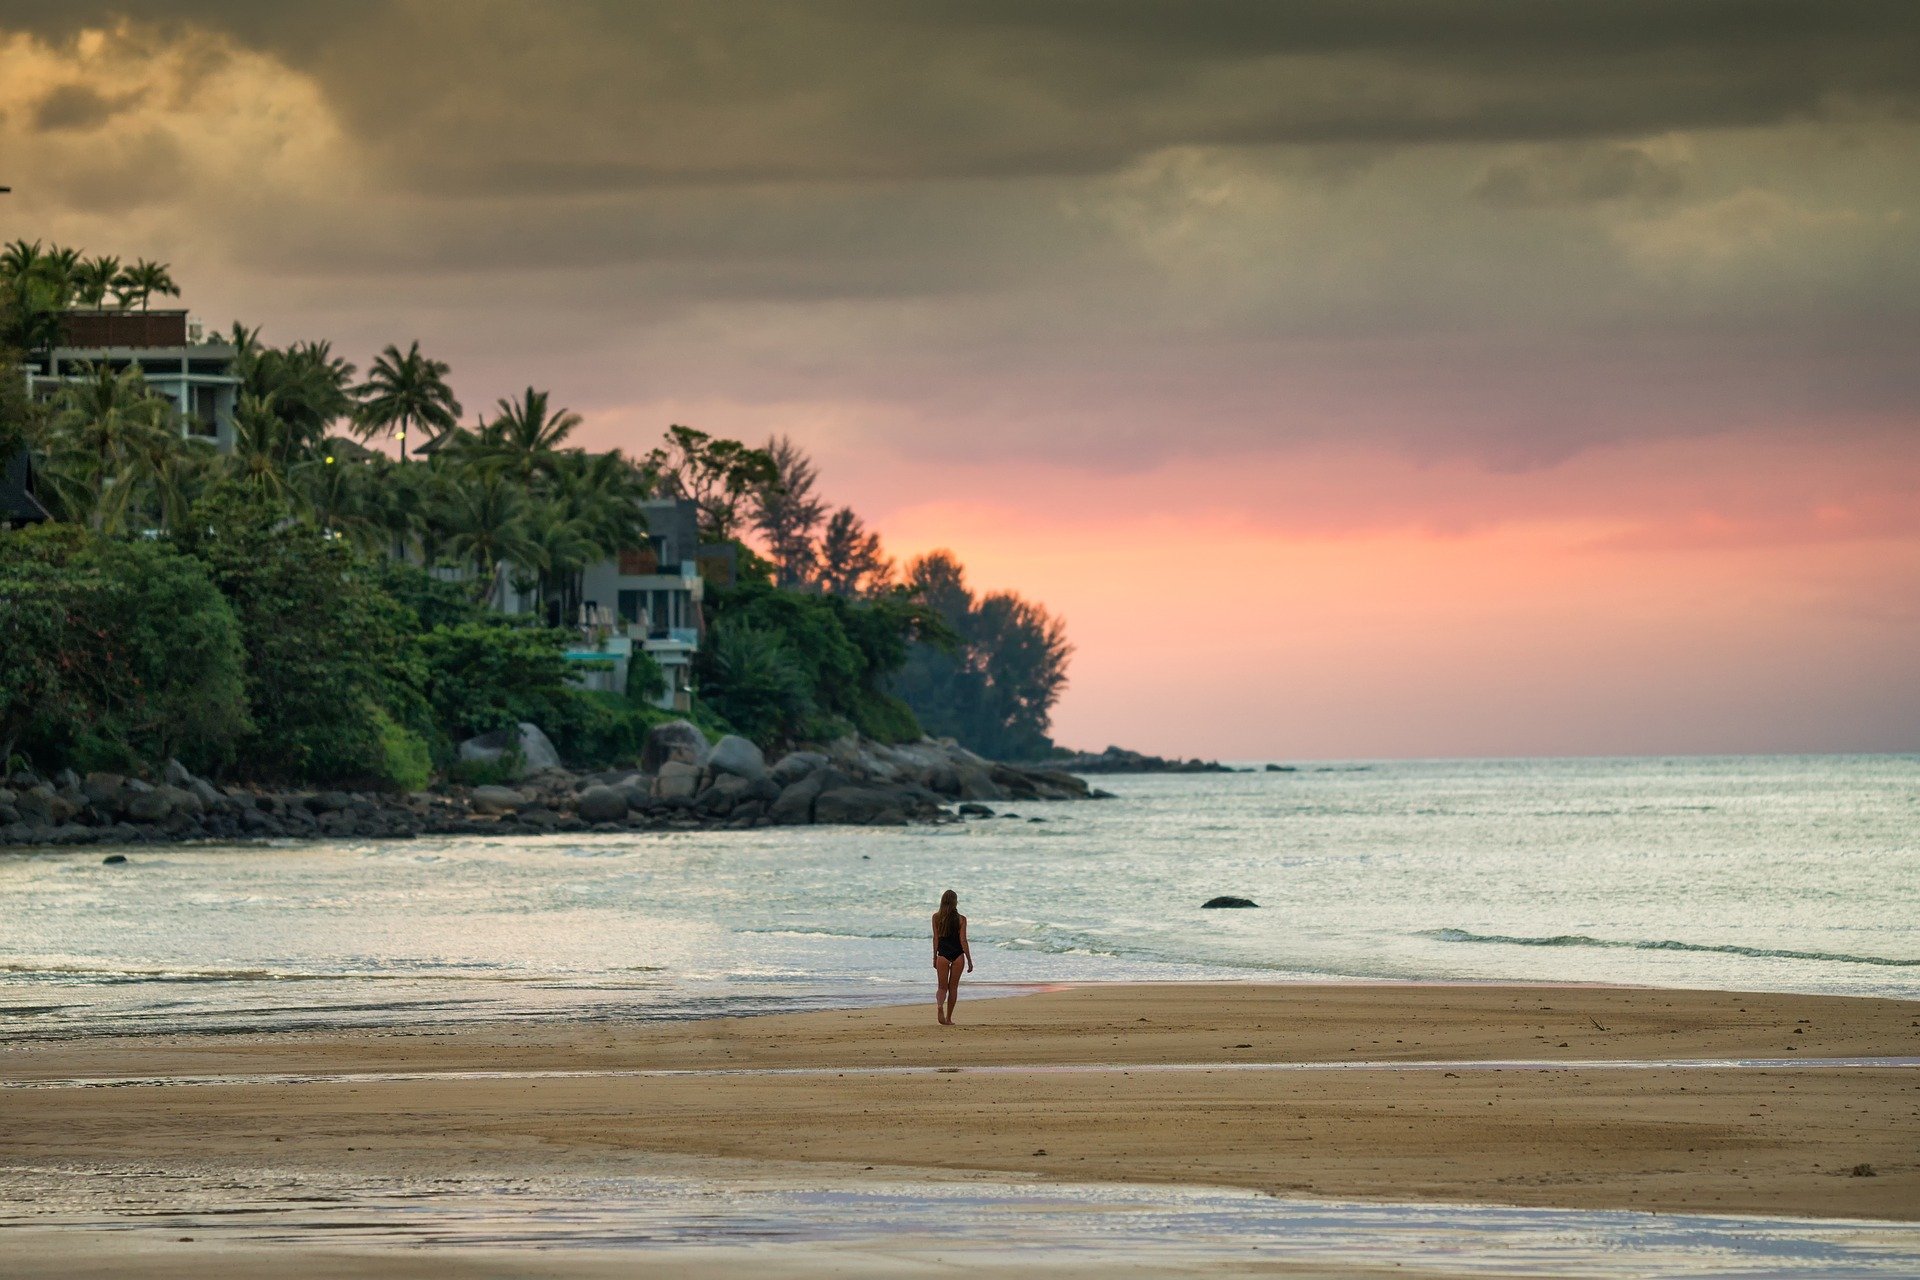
(936, 889, 960, 942)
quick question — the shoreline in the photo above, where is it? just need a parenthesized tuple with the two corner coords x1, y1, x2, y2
(4, 982, 1914, 1226)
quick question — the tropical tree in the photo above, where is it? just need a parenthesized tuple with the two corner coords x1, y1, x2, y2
(816, 506, 892, 597)
(119, 258, 179, 311)
(647, 424, 780, 543)
(70, 255, 122, 308)
(353, 340, 461, 463)
(473, 387, 581, 483)
(753, 434, 829, 588)
(39, 363, 183, 533)
(439, 469, 532, 604)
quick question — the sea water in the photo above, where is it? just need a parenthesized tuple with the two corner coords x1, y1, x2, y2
(1, 754, 1914, 1039)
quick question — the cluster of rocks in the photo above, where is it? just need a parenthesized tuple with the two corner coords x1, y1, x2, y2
(458, 722, 1105, 837)
(1031, 745, 1238, 774)
(0, 723, 1106, 850)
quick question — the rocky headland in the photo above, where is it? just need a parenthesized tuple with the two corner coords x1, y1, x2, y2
(0, 722, 1107, 851)
(1032, 745, 1237, 774)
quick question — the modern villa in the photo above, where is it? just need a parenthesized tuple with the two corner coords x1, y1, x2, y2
(25, 310, 241, 450)
(496, 496, 706, 712)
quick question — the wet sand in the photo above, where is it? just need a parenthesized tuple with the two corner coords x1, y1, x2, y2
(3, 984, 1917, 1275)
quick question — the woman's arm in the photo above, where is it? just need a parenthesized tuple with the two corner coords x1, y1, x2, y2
(931, 914, 940, 962)
(961, 917, 973, 972)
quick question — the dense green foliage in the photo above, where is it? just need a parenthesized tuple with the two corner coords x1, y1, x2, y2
(3, 241, 1074, 779)
(0, 524, 249, 772)
(170, 489, 433, 787)
(696, 580, 949, 747)
(893, 551, 1073, 760)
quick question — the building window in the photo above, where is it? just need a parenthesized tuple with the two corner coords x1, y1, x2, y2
(618, 539, 662, 575)
(617, 590, 647, 628)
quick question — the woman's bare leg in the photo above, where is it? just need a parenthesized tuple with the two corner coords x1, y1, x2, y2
(934, 957, 953, 1024)
(943, 959, 962, 1023)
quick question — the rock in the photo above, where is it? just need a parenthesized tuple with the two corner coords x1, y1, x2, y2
(188, 778, 226, 811)
(575, 784, 630, 823)
(813, 786, 912, 826)
(457, 722, 563, 776)
(954, 762, 1004, 801)
(653, 760, 702, 802)
(769, 751, 829, 787)
(707, 735, 768, 783)
(307, 791, 353, 814)
(124, 791, 173, 823)
(1851, 1163, 1877, 1177)
(695, 772, 768, 817)
(1265, 763, 1296, 772)
(1202, 896, 1259, 909)
(54, 767, 81, 790)
(956, 802, 994, 818)
(768, 773, 825, 825)
(162, 759, 193, 787)
(82, 773, 125, 805)
(467, 785, 526, 815)
(621, 781, 653, 812)
(102, 854, 128, 865)
(640, 721, 711, 774)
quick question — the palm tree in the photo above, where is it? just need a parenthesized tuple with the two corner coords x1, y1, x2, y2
(353, 341, 461, 463)
(476, 386, 581, 483)
(119, 258, 180, 311)
(440, 470, 532, 604)
(227, 393, 299, 500)
(43, 363, 182, 533)
(0, 239, 44, 281)
(71, 256, 123, 308)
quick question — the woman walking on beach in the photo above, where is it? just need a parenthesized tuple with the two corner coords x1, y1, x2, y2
(932, 889, 972, 1025)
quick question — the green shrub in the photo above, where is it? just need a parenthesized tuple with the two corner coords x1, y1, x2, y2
(0, 524, 250, 773)
(693, 617, 811, 747)
(446, 752, 524, 788)
(416, 619, 576, 740)
(171, 488, 426, 785)
(371, 706, 432, 792)
(624, 648, 667, 707)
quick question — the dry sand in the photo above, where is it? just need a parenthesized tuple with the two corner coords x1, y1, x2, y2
(3, 983, 1917, 1276)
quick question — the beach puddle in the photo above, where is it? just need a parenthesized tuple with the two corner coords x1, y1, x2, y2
(0, 1163, 1915, 1276)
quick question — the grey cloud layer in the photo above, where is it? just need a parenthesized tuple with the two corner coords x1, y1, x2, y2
(14, 1, 1919, 188)
(4, 3, 1915, 476)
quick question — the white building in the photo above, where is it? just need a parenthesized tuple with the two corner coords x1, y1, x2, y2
(26, 310, 241, 450)
(497, 496, 706, 712)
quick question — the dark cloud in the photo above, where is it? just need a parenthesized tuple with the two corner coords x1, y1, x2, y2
(1473, 145, 1686, 207)
(6, 2, 1917, 191)
(31, 83, 145, 132)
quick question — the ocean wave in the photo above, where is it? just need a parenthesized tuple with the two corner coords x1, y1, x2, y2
(0, 960, 663, 984)
(1418, 929, 1919, 968)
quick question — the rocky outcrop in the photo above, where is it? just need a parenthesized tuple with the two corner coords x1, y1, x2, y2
(1202, 896, 1259, 909)
(0, 729, 1112, 850)
(1032, 745, 1237, 774)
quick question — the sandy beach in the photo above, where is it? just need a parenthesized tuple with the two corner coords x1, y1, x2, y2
(4, 982, 1916, 1272)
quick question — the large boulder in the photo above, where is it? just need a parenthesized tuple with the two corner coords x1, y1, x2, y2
(694, 772, 756, 816)
(575, 784, 631, 823)
(641, 721, 711, 774)
(187, 778, 226, 812)
(469, 785, 528, 815)
(653, 760, 702, 802)
(458, 722, 563, 776)
(124, 790, 173, 823)
(767, 772, 826, 825)
(814, 785, 913, 827)
(157, 784, 202, 817)
(707, 735, 768, 783)
(769, 751, 829, 787)
(81, 773, 125, 807)
(162, 759, 193, 787)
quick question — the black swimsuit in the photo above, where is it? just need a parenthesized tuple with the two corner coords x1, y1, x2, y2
(937, 917, 964, 961)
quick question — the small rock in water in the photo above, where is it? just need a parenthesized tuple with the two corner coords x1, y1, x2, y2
(101, 853, 127, 865)
(1202, 896, 1259, 909)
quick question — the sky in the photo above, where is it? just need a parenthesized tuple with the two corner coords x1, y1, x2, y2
(2, 2, 1915, 759)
